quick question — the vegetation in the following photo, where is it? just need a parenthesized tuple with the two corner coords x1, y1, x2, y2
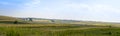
(0, 15, 120, 36)
(0, 24, 118, 36)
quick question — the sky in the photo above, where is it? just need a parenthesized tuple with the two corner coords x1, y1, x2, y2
(0, 0, 120, 22)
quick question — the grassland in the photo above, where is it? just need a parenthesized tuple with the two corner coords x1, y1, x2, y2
(0, 15, 120, 36)
(0, 24, 119, 36)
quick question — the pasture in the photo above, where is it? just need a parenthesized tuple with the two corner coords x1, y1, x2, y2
(0, 24, 119, 36)
(0, 16, 120, 36)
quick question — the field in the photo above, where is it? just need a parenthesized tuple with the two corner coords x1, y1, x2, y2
(0, 15, 120, 36)
(0, 24, 119, 36)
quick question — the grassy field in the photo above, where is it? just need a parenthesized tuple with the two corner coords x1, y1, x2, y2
(0, 15, 120, 36)
(0, 24, 119, 36)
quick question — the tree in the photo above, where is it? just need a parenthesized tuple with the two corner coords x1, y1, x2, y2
(14, 20, 18, 24)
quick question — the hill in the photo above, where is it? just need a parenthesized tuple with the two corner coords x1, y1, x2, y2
(0, 15, 18, 20)
(0, 15, 120, 36)
(0, 15, 120, 26)
(0, 15, 25, 24)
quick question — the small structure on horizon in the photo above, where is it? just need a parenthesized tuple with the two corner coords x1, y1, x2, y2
(28, 18, 33, 21)
(23, 18, 33, 22)
(51, 20, 55, 23)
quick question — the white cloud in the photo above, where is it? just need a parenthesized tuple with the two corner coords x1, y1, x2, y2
(12, 0, 120, 22)
(61, 3, 120, 22)
(23, 0, 41, 8)
(21, 0, 41, 11)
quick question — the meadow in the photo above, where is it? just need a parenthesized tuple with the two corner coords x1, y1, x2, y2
(0, 24, 119, 36)
(0, 16, 120, 36)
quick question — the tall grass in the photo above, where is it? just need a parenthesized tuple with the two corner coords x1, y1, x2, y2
(0, 24, 119, 36)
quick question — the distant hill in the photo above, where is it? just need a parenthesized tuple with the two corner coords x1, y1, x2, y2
(0, 15, 119, 25)
(19, 18, 82, 24)
(0, 15, 26, 24)
(0, 15, 18, 20)
(19, 18, 120, 25)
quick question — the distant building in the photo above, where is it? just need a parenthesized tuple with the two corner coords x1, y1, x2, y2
(23, 18, 33, 21)
(51, 20, 55, 23)
(29, 18, 33, 21)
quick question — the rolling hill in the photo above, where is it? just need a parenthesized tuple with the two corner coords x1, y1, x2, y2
(0, 15, 120, 36)
(0, 15, 26, 24)
(0, 15, 18, 20)
(0, 15, 120, 26)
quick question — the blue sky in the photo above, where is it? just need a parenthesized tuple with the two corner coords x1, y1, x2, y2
(0, 0, 120, 22)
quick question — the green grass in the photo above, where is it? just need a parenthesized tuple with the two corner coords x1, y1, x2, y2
(0, 24, 119, 36)
(0, 15, 120, 36)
